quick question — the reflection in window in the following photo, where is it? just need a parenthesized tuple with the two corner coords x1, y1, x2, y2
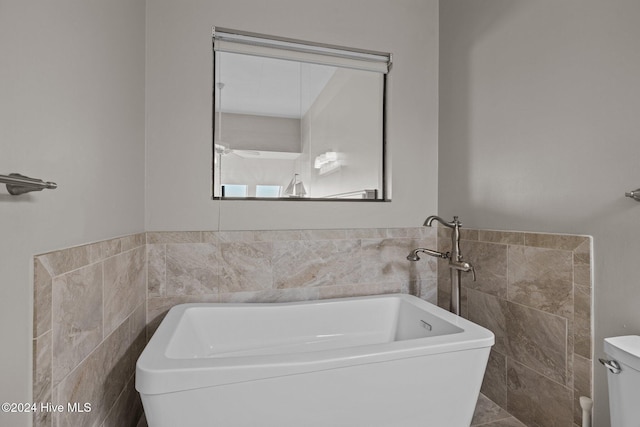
(256, 185, 282, 198)
(213, 27, 391, 200)
(222, 184, 248, 197)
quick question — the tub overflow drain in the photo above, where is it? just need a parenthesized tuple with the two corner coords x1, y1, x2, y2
(420, 320, 432, 331)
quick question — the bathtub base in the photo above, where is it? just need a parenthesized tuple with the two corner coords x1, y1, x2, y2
(141, 346, 490, 427)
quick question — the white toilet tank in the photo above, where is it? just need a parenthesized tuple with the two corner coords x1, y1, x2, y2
(603, 335, 640, 427)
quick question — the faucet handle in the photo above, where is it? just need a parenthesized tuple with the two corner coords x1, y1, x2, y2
(470, 265, 476, 282)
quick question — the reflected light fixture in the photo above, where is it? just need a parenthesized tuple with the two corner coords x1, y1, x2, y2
(284, 174, 307, 197)
(314, 151, 340, 175)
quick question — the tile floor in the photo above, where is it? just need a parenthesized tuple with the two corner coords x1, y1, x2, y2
(471, 393, 527, 427)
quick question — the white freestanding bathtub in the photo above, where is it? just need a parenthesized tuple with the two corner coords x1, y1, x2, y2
(136, 294, 494, 427)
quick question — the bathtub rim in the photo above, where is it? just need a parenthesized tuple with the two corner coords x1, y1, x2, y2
(136, 293, 494, 395)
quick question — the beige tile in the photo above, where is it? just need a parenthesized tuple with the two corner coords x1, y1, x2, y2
(507, 246, 573, 317)
(460, 228, 479, 241)
(446, 226, 471, 244)
(437, 224, 451, 240)
(438, 276, 451, 311)
(95, 234, 144, 260)
(477, 230, 525, 245)
(104, 247, 146, 337)
(33, 406, 53, 427)
(566, 321, 575, 387)
(345, 228, 387, 239)
(437, 256, 451, 310)
(385, 228, 412, 238)
(573, 239, 591, 265)
(318, 284, 365, 300)
(33, 331, 52, 427)
(300, 229, 347, 240)
(482, 349, 508, 408)
(38, 243, 101, 277)
(33, 258, 53, 337)
(505, 301, 568, 384)
(413, 278, 438, 304)
(472, 417, 527, 427)
(361, 238, 435, 284)
(421, 226, 441, 238)
(437, 224, 477, 241)
(468, 289, 508, 355)
(214, 230, 256, 242)
(507, 360, 573, 427)
(459, 285, 469, 318)
(437, 288, 450, 311)
(418, 234, 439, 251)
(274, 239, 362, 288)
(471, 393, 511, 426)
(120, 233, 146, 252)
(574, 284, 592, 359)
(255, 230, 302, 241)
(574, 263, 591, 289)
(318, 282, 402, 300)
(220, 241, 273, 292)
(128, 303, 147, 372)
(147, 244, 166, 297)
(103, 237, 123, 259)
(524, 233, 589, 251)
(146, 231, 201, 244)
(273, 240, 334, 289)
(395, 227, 419, 239)
(461, 240, 508, 298)
(137, 413, 147, 427)
(55, 319, 131, 427)
(52, 263, 103, 385)
(101, 376, 143, 427)
(573, 354, 592, 425)
(201, 230, 221, 243)
(166, 244, 219, 295)
(219, 288, 320, 303)
(382, 282, 406, 295)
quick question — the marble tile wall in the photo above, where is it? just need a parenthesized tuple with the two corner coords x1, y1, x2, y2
(33, 226, 592, 426)
(146, 228, 438, 334)
(437, 228, 592, 427)
(33, 234, 146, 427)
(33, 227, 438, 427)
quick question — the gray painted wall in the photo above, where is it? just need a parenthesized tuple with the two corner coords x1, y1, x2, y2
(145, 0, 439, 231)
(439, 2, 640, 425)
(0, 1, 146, 425)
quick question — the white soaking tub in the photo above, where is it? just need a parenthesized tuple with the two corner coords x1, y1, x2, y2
(136, 294, 494, 427)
